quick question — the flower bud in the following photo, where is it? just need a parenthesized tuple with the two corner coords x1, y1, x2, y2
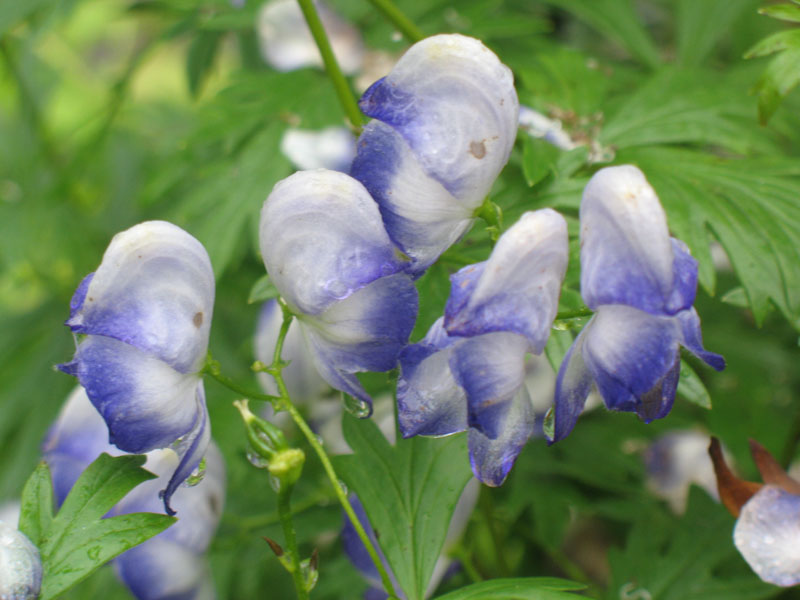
(0, 521, 42, 600)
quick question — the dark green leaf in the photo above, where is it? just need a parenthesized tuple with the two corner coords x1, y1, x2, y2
(522, 136, 559, 187)
(677, 360, 712, 409)
(334, 416, 473, 600)
(248, 273, 280, 304)
(759, 3, 800, 23)
(675, 0, 755, 66)
(754, 47, 800, 124)
(433, 577, 585, 600)
(544, 330, 574, 374)
(18, 461, 54, 547)
(187, 30, 223, 98)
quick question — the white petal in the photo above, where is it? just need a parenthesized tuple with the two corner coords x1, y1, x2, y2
(0, 522, 41, 600)
(280, 126, 356, 172)
(260, 170, 405, 315)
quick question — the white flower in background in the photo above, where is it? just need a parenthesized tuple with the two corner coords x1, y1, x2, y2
(280, 126, 356, 173)
(518, 106, 578, 151)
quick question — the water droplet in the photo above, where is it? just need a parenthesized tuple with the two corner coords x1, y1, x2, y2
(247, 451, 270, 469)
(390, 30, 402, 42)
(542, 408, 555, 440)
(338, 479, 348, 496)
(552, 320, 570, 331)
(301, 557, 319, 590)
(269, 474, 282, 493)
(185, 457, 207, 487)
(87, 546, 101, 560)
(343, 395, 371, 418)
(314, 434, 324, 446)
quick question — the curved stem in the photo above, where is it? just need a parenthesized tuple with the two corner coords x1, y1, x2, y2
(366, 0, 424, 42)
(295, 0, 365, 132)
(278, 482, 309, 600)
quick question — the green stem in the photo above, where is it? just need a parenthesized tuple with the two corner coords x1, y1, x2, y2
(295, 0, 365, 132)
(555, 307, 593, 320)
(278, 482, 310, 600)
(366, 0, 424, 42)
(203, 360, 280, 405)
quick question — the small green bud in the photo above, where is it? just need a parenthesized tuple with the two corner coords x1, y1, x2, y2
(268, 448, 305, 488)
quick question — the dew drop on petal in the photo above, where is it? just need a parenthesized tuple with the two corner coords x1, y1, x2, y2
(247, 451, 270, 469)
(343, 395, 370, 418)
(185, 457, 207, 487)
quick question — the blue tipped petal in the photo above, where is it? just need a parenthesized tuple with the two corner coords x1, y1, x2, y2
(677, 307, 726, 371)
(634, 356, 680, 423)
(444, 209, 568, 351)
(468, 385, 535, 486)
(549, 328, 593, 444)
(260, 170, 405, 315)
(59, 336, 201, 455)
(397, 318, 467, 438)
(358, 34, 518, 201)
(350, 121, 475, 273)
(582, 305, 681, 418)
(450, 332, 529, 439)
(65, 221, 214, 374)
(734, 485, 800, 587)
(580, 166, 687, 316)
(115, 541, 213, 600)
(668, 238, 699, 313)
(301, 273, 418, 411)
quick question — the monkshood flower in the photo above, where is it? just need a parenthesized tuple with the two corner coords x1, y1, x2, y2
(43, 387, 226, 600)
(58, 221, 215, 515)
(644, 430, 725, 514)
(0, 519, 41, 600)
(350, 34, 519, 274)
(547, 165, 724, 443)
(397, 209, 568, 485)
(280, 126, 356, 173)
(710, 438, 800, 587)
(518, 106, 578, 151)
(260, 169, 418, 414)
(257, 0, 364, 74)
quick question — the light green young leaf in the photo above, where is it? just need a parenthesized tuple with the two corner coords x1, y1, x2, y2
(187, 30, 223, 98)
(759, 3, 800, 23)
(248, 273, 280, 304)
(754, 47, 800, 124)
(433, 577, 585, 600)
(745, 29, 800, 58)
(545, 330, 574, 374)
(677, 360, 712, 409)
(522, 137, 559, 187)
(334, 415, 473, 600)
(38, 453, 175, 599)
(18, 461, 54, 547)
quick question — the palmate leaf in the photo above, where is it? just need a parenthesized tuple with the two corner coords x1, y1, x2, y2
(618, 146, 800, 330)
(19, 454, 175, 600)
(434, 577, 585, 600)
(334, 415, 473, 600)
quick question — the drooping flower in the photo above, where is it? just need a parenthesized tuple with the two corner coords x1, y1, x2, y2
(58, 220, 215, 514)
(259, 169, 418, 414)
(709, 437, 800, 587)
(0, 520, 41, 600)
(43, 386, 226, 600)
(547, 166, 724, 443)
(257, 0, 364, 74)
(397, 209, 568, 485)
(350, 34, 519, 274)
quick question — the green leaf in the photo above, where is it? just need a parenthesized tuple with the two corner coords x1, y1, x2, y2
(721, 286, 750, 308)
(38, 453, 175, 599)
(433, 577, 585, 600)
(522, 136, 559, 187)
(745, 29, 800, 58)
(0, 0, 55, 37)
(539, 0, 661, 68)
(187, 30, 223, 98)
(18, 461, 54, 547)
(675, 0, 754, 66)
(334, 416, 473, 600)
(248, 273, 280, 304)
(759, 3, 800, 23)
(545, 329, 575, 374)
(754, 47, 800, 124)
(677, 360, 712, 409)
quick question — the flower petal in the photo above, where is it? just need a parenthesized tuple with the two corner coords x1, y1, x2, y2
(468, 384, 535, 486)
(444, 209, 568, 351)
(677, 307, 726, 371)
(65, 221, 214, 373)
(0, 521, 41, 600)
(350, 120, 475, 273)
(397, 318, 467, 437)
(260, 170, 405, 315)
(358, 34, 518, 202)
(450, 332, 529, 439)
(734, 485, 800, 587)
(581, 305, 681, 418)
(548, 327, 593, 444)
(301, 273, 418, 411)
(59, 335, 201, 455)
(580, 165, 690, 316)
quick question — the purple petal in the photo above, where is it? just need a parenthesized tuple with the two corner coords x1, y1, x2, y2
(548, 327, 593, 444)
(65, 221, 214, 374)
(260, 170, 405, 315)
(67, 272, 94, 320)
(734, 485, 800, 587)
(677, 307, 725, 371)
(444, 209, 568, 351)
(341, 495, 398, 595)
(397, 318, 467, 437)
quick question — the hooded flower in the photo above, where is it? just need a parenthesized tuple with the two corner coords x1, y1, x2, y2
(58, 221, 215, 514)
(0, 520, 41, 600)
(397, 209, 568, 485)
(350, 34, 519, 274)
(709, 438, 800, 587)
(259, 169, 418, 414)
(43, 386, 226, 600)
(547, 166, 724, 443)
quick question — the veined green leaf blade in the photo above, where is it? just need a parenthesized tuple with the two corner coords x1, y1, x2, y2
(745, 29, 800, 58)
(676, 0, 755, 66)
(759, 3, 800, 23)
(18, 461, 55, 547)
(433, 577, 585, 600)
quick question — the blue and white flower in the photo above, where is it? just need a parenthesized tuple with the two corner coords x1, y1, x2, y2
(58, 221, 215, 514)
(548, 166, 724, 443)
(397, 209, 568, 485)
(0, 519, 41, 600)
(43, 386, 226, 600)
(350, 34, 519, 274)
(259, 169, 418, 414)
